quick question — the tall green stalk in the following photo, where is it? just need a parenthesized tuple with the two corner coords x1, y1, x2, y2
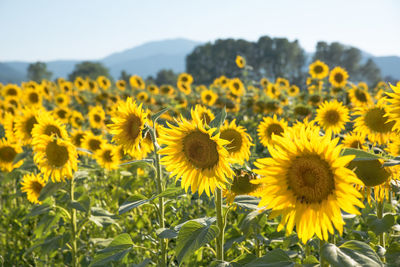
(377, 200, 385, 248)
(215, 188, 224, 261)
(70, 178, 78, 267)
(319, 239, 328, 267)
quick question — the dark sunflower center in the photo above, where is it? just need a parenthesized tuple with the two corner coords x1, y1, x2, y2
(57, 110, 67, 119)
(334, 73, 344, 83)
(46, 141, 69, 167)
(9, 99, 18, 107)
(25, 116, 38, 137)
(231, 174, 258, 195)
(266, 123, 284, 139)
(183, 131, 219, 169)
(350, 140, 363, 149)
(7, 88, 17, 96)
(310, 95, 321, 103)
(0, 146, 17, 162)
(29, 92, 39, 103)
(125, 115, 142, 140)
(56, 97, 64, 104)
(181, 76, 188, 82)
(364, 107, 395, 133)
(93, 114, 102, 123)
(294, 106, 312, 116)
(287, 154, 335, 203)
(355, 89, 367, 102)
(314, 65, 323, 74)
(220, 129, 243, 153)
(205, 94, 212, 101)
(323, 110, 340, 124)
(233, 83, 240, 90)
(102, 150, 113, 162)
(88, 139, 101, 151)
(31, 181, 43, 195)
(44, 125, 62, 137)
(73, 134, 84, 147)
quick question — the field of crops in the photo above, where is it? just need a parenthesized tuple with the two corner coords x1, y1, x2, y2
(1, 57, 400, 266)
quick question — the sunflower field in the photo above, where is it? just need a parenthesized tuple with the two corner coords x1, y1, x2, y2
(1, 56, 400, 267)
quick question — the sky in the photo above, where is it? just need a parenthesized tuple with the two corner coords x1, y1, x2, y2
(0, 0, 399, 62)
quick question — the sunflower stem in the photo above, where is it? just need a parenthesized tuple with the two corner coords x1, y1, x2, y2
(319, 239, 328, 267)
(69, 178, 78, 267)
(151, 124, 167, 267)
(377, 200, 385, 248)
(215, 188, 224, 262)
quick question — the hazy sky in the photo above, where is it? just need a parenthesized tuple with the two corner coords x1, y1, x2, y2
(1, 0, 399, 61)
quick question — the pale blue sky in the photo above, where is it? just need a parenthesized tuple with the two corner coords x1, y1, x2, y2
(0, 0, 399, 61)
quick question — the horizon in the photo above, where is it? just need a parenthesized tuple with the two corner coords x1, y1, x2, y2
(0, 0, 399, 62)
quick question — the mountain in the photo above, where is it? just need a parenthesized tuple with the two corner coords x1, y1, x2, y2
(0, 38, 399, 84)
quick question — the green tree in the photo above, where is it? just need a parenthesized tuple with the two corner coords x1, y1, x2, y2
(68, 61, 111, 81)
(27, 62, 52, 82)
(155, 69, 178, 85)
(119, 70, 131, 83)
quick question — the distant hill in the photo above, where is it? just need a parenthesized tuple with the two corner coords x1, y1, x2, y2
(0, 38, 399, 83)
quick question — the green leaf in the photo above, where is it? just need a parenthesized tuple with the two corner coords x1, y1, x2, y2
(151, 107, 169, 122)
(303, 255, 319, 267)
(341, 148, 382, 160)
(89, 207, 119, 227)
(234, 195, 260, 210)
(386, 242, 400, 266)
(243, 249, 294, 267)
(28, 203, 52, 217)
(38, 181, 64, 201)
(321, 241, 383, 267)
(90, 233, 133, 267)
(119, 159, 153, 168)
(156, 186, 183, 198)
(119, 194, 156, 215)
(367, 214, 395, 235)
(156, 228, 178, 239)
(175, 220, 219, 264)
(383, 160, 400, 167)
(209, 107, 227, 130)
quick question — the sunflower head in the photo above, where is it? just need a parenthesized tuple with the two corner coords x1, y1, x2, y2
(309, 60, 329, 79)
(315, 100, 349, 135)
(95, 143, 120, 170)
(201, 89, 218, 106)
(329, 67, 349, 88)
(257, 115, 288, 147)
(21, 173, 46, 204)
(224, 168, 261, 204)
(235, 55, 246, 69)
(0, 138, 23, 172)
(191, 105, 215, 126)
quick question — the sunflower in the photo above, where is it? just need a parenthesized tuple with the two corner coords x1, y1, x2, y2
(129, 75, 145, 89)
(32, 112, 69, 144)
(276, 77, 290, 90)
(178, 73, 193, 85)
(21, 173, 46, 204)
(315, 100, 349, 135)
(342, 131, 368, 150)
(160, 85, 175, 96)
(33, 135, 78, 182)
(88, 106, 105, 129)
(385, 83, 400, 131)
(388, 138, 400, 156)
(253, 123, 364, 243)
(60, 81, 74, 95)
(288, 85, 300, 97)
(23, 88, 42, 107)
(147, 84, 159, 94)
(74, 77, 87, 90)
(0, 138, 23, 172)
(192, 105, 215, 125)
(136, 91, 149, 102)
(309, 60, 329, 79)
(109, 97, 148, 154)
(116, 80, 126, 91)
(266, 83, 280, 99)
(260, 78, 269, 88)
(54, 93, 70, 107)
(14, 108, 41, 145)
(70, 129, 87, 148)
(349, 87, 373, 107)
(158, 115, 234, 196)
(95, 143, 120, 170)
(229, 78, 245, 96)
(52, 107, 70, 124)
(82, 132, 105, 153)
(2, 84, 21, 98)
(235, 55, 246, 69)
(70, 110, 84, 129)
(353, 101, 395, 145)
(88, 80, 99, 93)
(177, 81, 191, 95)
(97, 76, 111, 90)
(219, 120, 253, 164)
(257, 115, 288, 146)
(223, 168, 262, 204)
(201, 90, 218, 106)
(329, 67, 349, 88)
(2, 113, 17, 142)
(308, 94, 323, 107)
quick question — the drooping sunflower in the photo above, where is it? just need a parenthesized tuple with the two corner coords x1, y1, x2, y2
(288, 85, 300, 97)
(109, 97, 148, 154)
(223, 168, 263, 204)
(349, 86, 373, 107)
(192, 105, 215, 125)
(219, 120, 253, 164)
(88, 106, 106, 129)
(201, 89, 218, 106)
(177, 81, 191, 95)
(95, 143, 120, 170)
(116, 80, 126, 91)
(385, 83, 400, 131)
(158, 115, 234, 196)
(329, 67, 349, 88)
(257, 115, 288, 146)
(32, 112, 69, 144)
(129, 75, 145, 90)
(33, 135, 78, 182)
(342, 131, 368, 150)
(235, 55, 246, 69)
(308, 94, 323, 107)
(253, 123, 364, 243)
(0, 138, 23, 172)
(309, 60, 329, 79)
(14, 108, 40, 145)
(315, 100, 349, 135)
(21, 173, 46, 204)
(97, 76, 111, 90)
(229, 78, 245, 96)
(353, 101, 396, 145)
